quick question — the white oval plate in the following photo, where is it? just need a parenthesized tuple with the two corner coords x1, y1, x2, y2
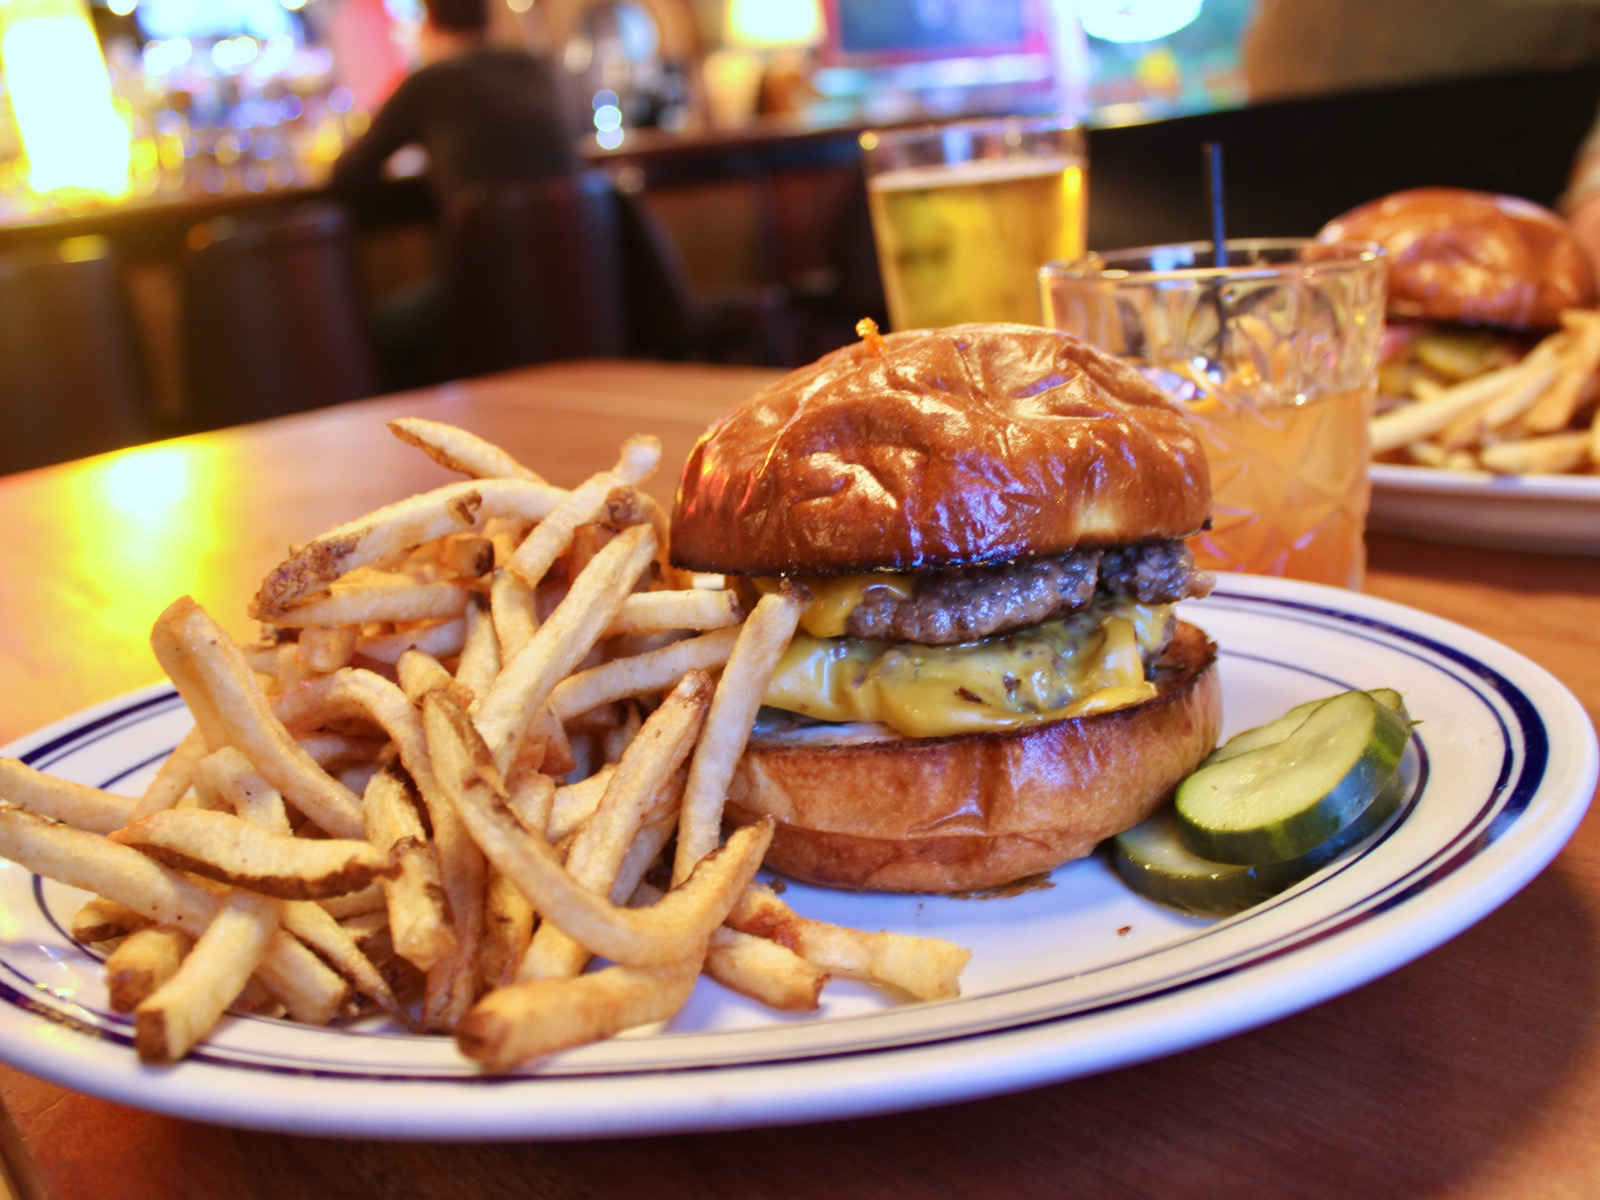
(0, 575, 1593, 1141)
(1369, 462, 1600, 555)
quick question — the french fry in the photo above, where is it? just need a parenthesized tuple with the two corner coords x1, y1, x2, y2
(504, 763, 557, 836)
(1479, 430, 1594, 474)
(548, 626, 741, 722)
(193, 746, 293, 835)
(0, 757, 134, 834)
(135, 889, 278, 1064)
(253, 929, 350, 1024)
(395, 648, 474, 709)
(337, 908, 390, 953)
(727, 883, 969, 1002)
(601, 589, 742, 639)
(0, 805, 348, 1023)
(317, 882, 388, 919)
(275, 896, 406, 1023)
(271, 668, 447, 828)
(456, 958, 699, 1071)
(362, 761, 455, 973)
(1522, 310, 1600, 434)
(386, 417, 546, 483)
(432, 532, 496, 579)
(453, 593, 500, 699)
(251, 478, 567, 617)
(1371, 351, 1561, 453)
(503, 436, 661, 591)
(106, 926, 192, 1012)
(1437, 361, 1559, 451)
(489, 569, 538, 660)
(422, 691, 772, 966)
(270, 663, 493, 1029)
(199, 751, 408, 1023)
(132, 726, 207, 819)
(601, 700, 643, 764)
(273, 583, 474, 629)
(480, 868, 535, 991)
(110, 809, 389, 901)
(295, 625, 358, 674)
(547, 764, 617, 841)
(673, 584, 809, 885)
(523, 703, 576, 778)
(703, 925, 828, 1011)
(297, 732, 388, 774)
(152, 598, 366, 839)
(632, 881, 828, 1011)
(519, 672, 711, 981)
(473, 523, 658, 774)
(71, 895, 149, 943)
(353, 618, 467, 666)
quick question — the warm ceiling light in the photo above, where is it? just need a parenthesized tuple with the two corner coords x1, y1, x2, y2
(1079, 0, 1202, 44)
(0, 0, 131, 197)
(725, 0, 822, 49)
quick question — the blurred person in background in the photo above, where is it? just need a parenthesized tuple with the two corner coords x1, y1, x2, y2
(330, 0, 577, 207)
(330, 0, 578, 386)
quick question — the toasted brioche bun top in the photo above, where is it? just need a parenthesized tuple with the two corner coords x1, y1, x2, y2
(1317, 187, 1596, 330)
(670, 323, 1212, 576)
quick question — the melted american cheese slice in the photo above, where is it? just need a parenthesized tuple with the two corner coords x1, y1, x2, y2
(761, 597, 1173, 738)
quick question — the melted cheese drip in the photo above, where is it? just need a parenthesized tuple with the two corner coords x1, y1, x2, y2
(762, 597, 1173, 738)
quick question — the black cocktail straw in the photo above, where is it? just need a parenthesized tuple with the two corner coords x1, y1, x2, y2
(1203, 141, 1228, 353)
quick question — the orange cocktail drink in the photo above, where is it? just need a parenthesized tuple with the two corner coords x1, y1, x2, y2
(1041, 240, 1386, 589)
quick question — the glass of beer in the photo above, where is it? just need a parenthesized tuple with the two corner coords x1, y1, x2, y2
(861, 115, 1086, 330)
(1041, 240, 1386, 589)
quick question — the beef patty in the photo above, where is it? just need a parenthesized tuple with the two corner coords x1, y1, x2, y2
(843, 540, 1212, 645)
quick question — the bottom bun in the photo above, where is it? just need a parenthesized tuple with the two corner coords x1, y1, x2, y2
(725, 620, 1222, 893)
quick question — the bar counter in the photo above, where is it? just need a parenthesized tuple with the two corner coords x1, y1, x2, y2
(0, 360, 1598, 1200)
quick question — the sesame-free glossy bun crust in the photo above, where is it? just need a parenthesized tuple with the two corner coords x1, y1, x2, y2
(670, 324, 1212, 575)
(724, 620, 1221, 893)
(1318, 188, 1596, 330)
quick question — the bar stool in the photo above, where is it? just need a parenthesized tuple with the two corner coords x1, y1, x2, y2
(179, 202, 381, 431)
(612, 178, 789, 366)
(437, 170, 629, 380)
(0, 235, 155, 474)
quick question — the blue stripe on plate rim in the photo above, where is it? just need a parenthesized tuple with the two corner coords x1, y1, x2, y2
(0, 587, 1547, 1084)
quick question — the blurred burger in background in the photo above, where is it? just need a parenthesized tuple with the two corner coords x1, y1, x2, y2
(1318, 187, 1600, 474)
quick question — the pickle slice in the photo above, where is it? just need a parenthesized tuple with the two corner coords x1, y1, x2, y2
(1174, 689, 1410, 865)
(1205, 688, 1408, 766)
(1110, 774, 1407, 917)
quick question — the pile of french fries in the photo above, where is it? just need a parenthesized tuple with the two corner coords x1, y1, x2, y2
(1370, 308, 1600, 474)
(0, 418, 968, 1070)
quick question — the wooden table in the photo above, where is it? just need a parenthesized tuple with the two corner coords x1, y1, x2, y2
(0, 360, 1598, 1200)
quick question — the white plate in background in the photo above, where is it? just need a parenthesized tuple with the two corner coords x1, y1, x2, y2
(0, 574, 1592, 1140)
(1369, 462, 1600, 555)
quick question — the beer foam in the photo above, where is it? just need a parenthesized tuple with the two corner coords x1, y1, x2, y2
(868, 157, 1079, 192)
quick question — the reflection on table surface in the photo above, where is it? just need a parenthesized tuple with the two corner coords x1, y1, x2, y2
(0, 358, 1598, 1200)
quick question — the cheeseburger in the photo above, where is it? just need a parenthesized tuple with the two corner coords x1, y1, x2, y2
(670, 323, 1222, 893)
(1317, 187, 1597, 403)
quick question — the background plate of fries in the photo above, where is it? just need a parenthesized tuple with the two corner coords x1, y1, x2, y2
(0, 576, 1591, 1140)
(1368, 306, 1600, 554)
(1368, 463, 1600, 555)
